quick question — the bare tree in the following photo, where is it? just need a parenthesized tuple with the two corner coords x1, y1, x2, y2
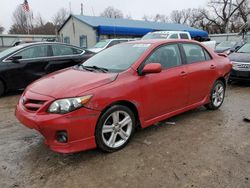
(233, 0, 250, 23)
(100, 6, 123, 19)
(153, 14, 169, 23)
(170, 9, 191, 24)
(9, 5, 33, 34)
(52, 8, 69, 28)
(0, 25, 4, 34)
(142, 14, 168, 23)
(201, 0, 246, 33)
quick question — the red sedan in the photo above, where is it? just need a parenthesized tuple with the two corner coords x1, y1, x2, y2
(15, 40, 232, 153)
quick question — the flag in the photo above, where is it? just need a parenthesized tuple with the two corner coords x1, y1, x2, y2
(21, 0, 30, 12)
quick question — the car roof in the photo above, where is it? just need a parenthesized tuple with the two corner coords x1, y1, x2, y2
(127, 39, 199, 45)
(16, 42, 83, 49)
(149, 31, 190, 34)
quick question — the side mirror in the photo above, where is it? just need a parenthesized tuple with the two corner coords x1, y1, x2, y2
(234, 46, 241, 52)
(141, 63, 162, 75)
(8, 56, 22, 63)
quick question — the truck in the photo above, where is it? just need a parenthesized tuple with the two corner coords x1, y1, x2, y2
(142, 31, 216, 50)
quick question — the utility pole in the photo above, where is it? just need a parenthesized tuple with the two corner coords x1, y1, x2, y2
(81, 3, 83, 15)
(226, 0, 233, 33)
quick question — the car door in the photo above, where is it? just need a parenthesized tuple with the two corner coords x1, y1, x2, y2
(4, 44, 49, 89)
(180, 43, 218, 105)
(140, 44, 188, 120)
(44, 44, 84, 74)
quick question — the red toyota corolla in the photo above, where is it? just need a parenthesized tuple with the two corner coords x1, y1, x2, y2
(15, 40, 232, 153)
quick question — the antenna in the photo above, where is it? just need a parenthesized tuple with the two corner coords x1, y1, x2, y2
(69, 2, 72, 14)
(91, 7, 95, 16)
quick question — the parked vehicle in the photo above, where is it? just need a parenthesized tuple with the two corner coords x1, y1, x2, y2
(215, 41, 244, 54)
(16, 39, 232, 154)
(0, 42, 95, 96)
(228, 42, 250, 82)
(88, 38, 135, 53)
(142, 31, 192, 40)
(142, 31, 216, 50)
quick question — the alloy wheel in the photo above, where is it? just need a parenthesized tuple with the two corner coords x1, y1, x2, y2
(101, 110, 133, 149)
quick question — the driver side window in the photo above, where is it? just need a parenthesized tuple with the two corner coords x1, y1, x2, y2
(145, 44, 182, 69)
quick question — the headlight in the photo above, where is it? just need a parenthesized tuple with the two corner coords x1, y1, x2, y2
(231, 61, 238, 69)
(48, 95, 92, 114)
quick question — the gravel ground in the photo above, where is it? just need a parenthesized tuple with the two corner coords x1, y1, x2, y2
(0, 83, 250, 188)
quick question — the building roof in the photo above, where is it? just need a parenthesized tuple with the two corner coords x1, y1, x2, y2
(60, 15, 208, 38)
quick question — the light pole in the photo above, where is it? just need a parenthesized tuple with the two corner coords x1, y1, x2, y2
(226, 0, 233, 33)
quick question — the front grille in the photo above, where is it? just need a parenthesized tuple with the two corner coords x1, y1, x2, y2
(23, 98, 46, 112)
(232, 62, 250, 71)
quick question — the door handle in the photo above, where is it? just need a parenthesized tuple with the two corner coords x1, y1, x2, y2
(210, 64, 216, 69)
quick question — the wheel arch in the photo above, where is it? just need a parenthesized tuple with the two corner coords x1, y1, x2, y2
(98, 100, 141, 128)
(217, 76, 226, 87)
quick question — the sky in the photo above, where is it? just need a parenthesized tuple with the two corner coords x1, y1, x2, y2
(0, 0, 208, 33)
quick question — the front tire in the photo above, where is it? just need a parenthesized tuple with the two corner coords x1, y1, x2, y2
(95, 105, 136, 152)
(205, 80, 225, 110)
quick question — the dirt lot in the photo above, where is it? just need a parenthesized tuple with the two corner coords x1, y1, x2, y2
(0, 83, 250, 188)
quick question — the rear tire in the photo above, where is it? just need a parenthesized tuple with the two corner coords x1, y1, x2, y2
(0, 80, 5, 97)
(95, 105, 136, 152)
(205, 80, 225, 110)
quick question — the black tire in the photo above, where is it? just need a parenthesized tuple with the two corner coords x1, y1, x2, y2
(95, 105, 136, 152)
(205, 80, 225, 110)
(0, 80, 5, 97)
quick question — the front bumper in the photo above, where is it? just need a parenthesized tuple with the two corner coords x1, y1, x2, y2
(230, 69, 250, 81)
(15, 91, 101, 154)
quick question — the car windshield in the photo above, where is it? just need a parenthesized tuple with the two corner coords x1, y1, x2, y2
(0, 45, 24, 59)
(80, 43, 151, 73)
(217, 41, 237, 48)
(142, 33, 169, 40)
(94, 40, 110, 48)
(237, 43, 250, 53)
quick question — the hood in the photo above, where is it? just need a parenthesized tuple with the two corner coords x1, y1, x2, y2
(87, 48, 103, 53)
(215, 47, 230, 53)
(228, 52, 250, 62)
(28, 68, 118, 98)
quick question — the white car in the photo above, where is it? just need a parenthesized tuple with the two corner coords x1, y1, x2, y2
(142, 31, 192, 40)
(88, 38, 135, 53)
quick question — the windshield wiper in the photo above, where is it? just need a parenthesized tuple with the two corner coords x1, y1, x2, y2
(84, 66, 109, 73)
(77, 64, 94, 72)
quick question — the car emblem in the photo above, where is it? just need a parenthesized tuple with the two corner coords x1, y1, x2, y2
(238, 64, 249, 69)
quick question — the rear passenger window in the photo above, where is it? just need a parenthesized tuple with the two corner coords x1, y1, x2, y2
(180, 34, 189, 39)
(52, 45, 83, 56)
(182, 43, 206, 64)
(169, 34, 178, 39)
(145, 44, 182, 69)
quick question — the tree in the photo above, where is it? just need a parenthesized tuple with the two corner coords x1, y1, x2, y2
(100, 6, 123, 19)
(201, 0, 246, 33)
(9, 5, 34, 34)
(170, 9, 190, 24)
(52, 8, 69, 29)
(0, 25, 4, 34)
(142, 14, 168, 23)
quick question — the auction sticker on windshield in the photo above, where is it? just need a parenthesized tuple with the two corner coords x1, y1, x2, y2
(132, 44, 151, 48)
